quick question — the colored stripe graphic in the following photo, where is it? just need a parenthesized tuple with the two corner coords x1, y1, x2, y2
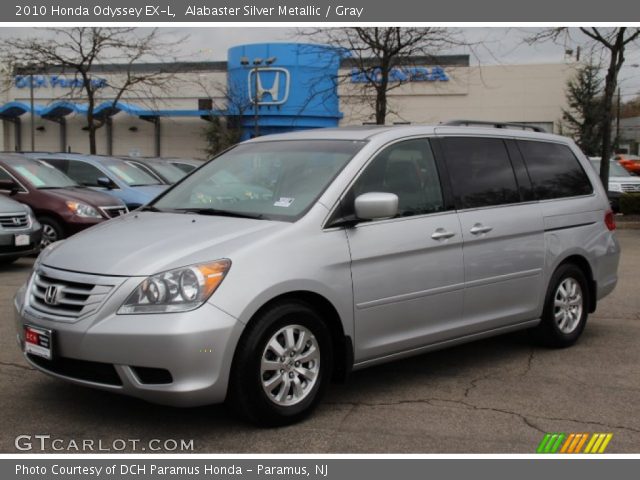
(573, 433, 589, 453)
(537, 433, 612, 453)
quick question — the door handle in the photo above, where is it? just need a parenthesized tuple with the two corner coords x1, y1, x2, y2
(431, 228, 456, 240)
(470, 223, 493, 235)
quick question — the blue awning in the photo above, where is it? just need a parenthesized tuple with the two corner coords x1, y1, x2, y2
(0, 100, 225, 120)
(0, 101, 40, 117)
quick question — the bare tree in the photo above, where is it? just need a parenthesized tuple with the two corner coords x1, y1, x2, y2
(0, 27, 186, 154)
(527, 28, 640, 186)
(302, 27, 466, 125)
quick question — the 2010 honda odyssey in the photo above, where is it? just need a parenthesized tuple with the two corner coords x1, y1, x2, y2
(14, 124, 620, 426)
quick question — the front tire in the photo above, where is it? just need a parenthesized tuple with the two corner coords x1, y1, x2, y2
(228, 301, 333, 427)
(535, 264, 590, 348)
(38, 217, 64, 248)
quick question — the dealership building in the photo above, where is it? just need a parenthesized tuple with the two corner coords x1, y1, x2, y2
(0, 42, 576, 159)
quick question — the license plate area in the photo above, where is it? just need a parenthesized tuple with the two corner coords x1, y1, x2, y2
(24, 325, 52, 360)
(15, 234, 30, 246)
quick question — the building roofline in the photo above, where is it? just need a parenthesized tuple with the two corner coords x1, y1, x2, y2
(13, 54, 471, 76)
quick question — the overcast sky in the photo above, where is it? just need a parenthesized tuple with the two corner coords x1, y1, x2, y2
(1, 27, 639, 98)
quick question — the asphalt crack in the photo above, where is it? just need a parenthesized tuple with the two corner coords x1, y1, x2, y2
(326, 397, 640, 435)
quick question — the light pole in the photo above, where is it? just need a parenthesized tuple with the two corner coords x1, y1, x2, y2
(240, 56, 276, 138)
(19, 63, 38, 152)
(615, 64, 639, 152)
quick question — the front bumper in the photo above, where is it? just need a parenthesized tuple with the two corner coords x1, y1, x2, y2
(0, 224, 42, 258)
(13, 271, 244, 407)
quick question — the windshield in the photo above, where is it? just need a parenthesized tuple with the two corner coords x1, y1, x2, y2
(591, 160, 631, 177)
(13, 160, 78, 189)
(104, 160, 161, 186)
(153, 140, 366, 221)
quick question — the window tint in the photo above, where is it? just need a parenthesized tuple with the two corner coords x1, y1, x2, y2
(349, 138, 444, 217)
(0, 167, 25, 192)
(518, 141, 593, 200)
(47, 159, 104, 187)
(442, 137, 520, 209)
(0, 167, 12, 181)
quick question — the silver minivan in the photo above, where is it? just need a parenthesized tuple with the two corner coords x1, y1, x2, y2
(14, 125, 620, 425)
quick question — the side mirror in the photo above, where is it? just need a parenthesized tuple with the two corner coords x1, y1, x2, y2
(354, 192, 398, 220)
(96, 177, 115, 189)
(0, 179, 20, 196)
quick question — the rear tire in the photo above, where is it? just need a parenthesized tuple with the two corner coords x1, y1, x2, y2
(228, 301, 333, 427)
(534, 264, 590, 348)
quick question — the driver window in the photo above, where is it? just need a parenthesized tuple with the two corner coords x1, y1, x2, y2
(349, 138, 444, 218)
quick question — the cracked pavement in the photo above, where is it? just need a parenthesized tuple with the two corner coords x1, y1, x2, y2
(1, 230, 638, 453)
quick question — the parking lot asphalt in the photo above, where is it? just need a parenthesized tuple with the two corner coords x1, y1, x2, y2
(1, 230, 639, 454)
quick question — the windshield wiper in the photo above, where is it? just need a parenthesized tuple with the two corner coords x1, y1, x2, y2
(139, 205, 166, 212)
(175, 208, 264, 220)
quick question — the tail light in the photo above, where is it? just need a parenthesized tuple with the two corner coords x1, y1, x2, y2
(604, 210, 616, 231)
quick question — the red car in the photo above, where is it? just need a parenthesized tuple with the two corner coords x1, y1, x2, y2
(615, 154, 640, 175)
(0, 154, 128, 247)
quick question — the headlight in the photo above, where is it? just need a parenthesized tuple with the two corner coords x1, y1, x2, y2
(66, 201, 102, 218)
(23, 204, 34, 220)
(608, 183, 622, 192)
(118, 259, 231, 314)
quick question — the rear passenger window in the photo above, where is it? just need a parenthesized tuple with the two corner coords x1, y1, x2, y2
(517, 141, 593, 200)
(441, 137, 520, 209)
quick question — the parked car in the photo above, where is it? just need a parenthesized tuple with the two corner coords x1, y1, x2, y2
(161, 157, 205, 173)
(0, 195, 42, 264)
(0, 154, 128, 247)
(123, 157, 190, 185)
(589, 157, 640, 212)
(614, 154, 640, 175)
(24, 153, 168, 210)
(14, 125, 619, 426)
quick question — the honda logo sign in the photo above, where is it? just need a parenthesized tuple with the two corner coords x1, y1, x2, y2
(248, 68, 290, 106)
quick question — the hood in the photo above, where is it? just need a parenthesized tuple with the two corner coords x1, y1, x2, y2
(46, 187, 125, 207)
(41, 211, 287, 276)
(610, 176, 640, 184)
(0, 194, 28, 213)
(129, 184, 168, 201)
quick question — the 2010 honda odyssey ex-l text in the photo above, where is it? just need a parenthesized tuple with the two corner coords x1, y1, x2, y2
(14, 124, 620, 425)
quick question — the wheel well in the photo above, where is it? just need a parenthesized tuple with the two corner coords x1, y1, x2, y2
(246, 291, 353, 382)
(558, 255, 597, 313)
(37, 213, 66, 238)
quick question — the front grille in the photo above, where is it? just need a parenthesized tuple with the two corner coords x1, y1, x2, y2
(27, 354, 122, 386)
(28, 271, 114, 321)
(0, 213, 29, 229)
(621, 184, 640, 193)
(100, 206, 129, 218)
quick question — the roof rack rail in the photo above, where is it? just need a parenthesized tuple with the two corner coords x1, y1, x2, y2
(441, 120, 546, 133)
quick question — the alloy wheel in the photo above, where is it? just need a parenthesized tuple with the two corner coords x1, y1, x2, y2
(553, 277, 584, 334)
(260, 324, 320, 407)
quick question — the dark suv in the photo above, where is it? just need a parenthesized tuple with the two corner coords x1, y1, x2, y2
(0, 154, 128, 247)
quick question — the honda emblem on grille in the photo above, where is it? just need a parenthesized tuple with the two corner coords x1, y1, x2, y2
(44, 285, 60, 306)
(13, 217, 20, 225)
